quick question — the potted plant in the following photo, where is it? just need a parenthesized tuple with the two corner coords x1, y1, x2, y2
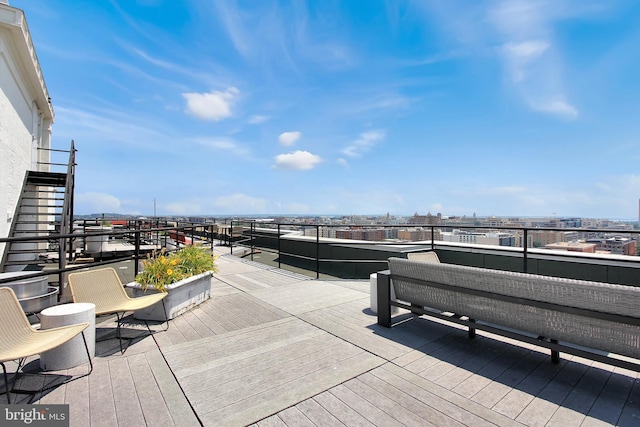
(127, 245, 218, 321)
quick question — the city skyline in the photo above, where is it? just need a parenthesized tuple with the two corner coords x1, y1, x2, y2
(17, 0, 640, 218)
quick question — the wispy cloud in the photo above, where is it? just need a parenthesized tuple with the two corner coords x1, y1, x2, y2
(501, 41, 550, 83)
(210, 1, 254, 58)
(342, 131, 386, 158)
(533, 100, 578, 119)
(53, 106, 171, 149)
(417, 0, 586, 120)
(183, 87, 239, 121)
(248, 115, 269, 124)
(213, 193, 269, 213)
(489, 1, 579, 119)
(207, 0, 353, 73)
(191, 137, 250, 157)
(76, 192, 122, 213)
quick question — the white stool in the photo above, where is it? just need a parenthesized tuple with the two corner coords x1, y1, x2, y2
(40, 303, 96, 370)
(370, 273, 378, 314)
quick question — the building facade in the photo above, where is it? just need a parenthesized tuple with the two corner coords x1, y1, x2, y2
(0, 1, 54, 254)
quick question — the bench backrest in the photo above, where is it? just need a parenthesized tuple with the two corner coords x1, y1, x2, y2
(389, 257, 640, 317)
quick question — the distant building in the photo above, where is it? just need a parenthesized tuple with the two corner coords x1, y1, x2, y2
(335, 228, 385, 241)
(410, 212, 441, 225)
(528, 231, 565, 247)
(397, 228, 439, 242)
(558, 218, 582, 228)
(440, 230, 515, 247)
(586, 237, 636, 256)
(544, 242, 597, 253)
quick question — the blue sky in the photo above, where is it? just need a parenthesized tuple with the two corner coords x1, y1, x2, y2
(16, 0, 640, 218)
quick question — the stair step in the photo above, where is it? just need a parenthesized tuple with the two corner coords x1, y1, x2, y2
(7, 251, 53, 255)
(23, 189, 65, 194)
(8, 246, 53, 250)
(26, 171, 67, 186)
(3, 261, 45, 266)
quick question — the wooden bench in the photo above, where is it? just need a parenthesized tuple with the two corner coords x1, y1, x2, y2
(377, 255, 640, 370)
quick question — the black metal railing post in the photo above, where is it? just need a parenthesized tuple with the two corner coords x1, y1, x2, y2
(277, 224, 281, 269)
(431, 225, 435, 251)
(523, 228, 529, 273)
(230, 221, 234, 255)
(316, 225, 320, 279)
(251, 221, 255, 261)
(134, 225, 141, 276)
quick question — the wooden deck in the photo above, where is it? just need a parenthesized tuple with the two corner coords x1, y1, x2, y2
(3, 246, 640, 426)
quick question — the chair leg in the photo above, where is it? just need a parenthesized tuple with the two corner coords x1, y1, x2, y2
(2, 358, 26, 404)
(38, 331, 94, 397)
(116, 312, 125, 354)
(160, 300, 169, 332)
(95, 312, 128, 353)
(81, 331, 94, 375)
(108, 304, 170, 354)
(2, 362, 10, 404)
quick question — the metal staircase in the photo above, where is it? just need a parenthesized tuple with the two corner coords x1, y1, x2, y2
(1, 141, 76, 274)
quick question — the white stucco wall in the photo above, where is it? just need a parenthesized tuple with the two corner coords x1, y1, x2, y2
(0, 5, 54, 256)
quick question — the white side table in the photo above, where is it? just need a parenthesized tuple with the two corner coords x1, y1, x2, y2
(370, 273, 399, 315)
(40, 303, 96, 370)
(370, 273, 378, 314)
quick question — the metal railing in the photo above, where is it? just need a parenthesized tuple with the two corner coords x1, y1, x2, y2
(230, 220, 640, 279)
(2, 218, 638, 303)
(0, 223, 217, 301)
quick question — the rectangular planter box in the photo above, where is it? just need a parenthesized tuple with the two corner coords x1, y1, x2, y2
(127, 271, 213, 321)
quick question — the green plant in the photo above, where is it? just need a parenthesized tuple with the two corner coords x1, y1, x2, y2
(135, 245, 218, 292)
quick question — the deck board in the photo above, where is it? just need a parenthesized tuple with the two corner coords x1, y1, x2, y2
(161, 317, 384, 426)
(513, 356, 590, 426)
(324, 383, 402, 427)
(272, 406, 316, 427)
(87, 359, 118, 427)
(249, 280, 368, 315)
(299, 306, 447, 362)
(144, 349, 201, 426)
(109, 357, 146, 427)
(63, 365, 91, 427)
(374, 363, 523, 426)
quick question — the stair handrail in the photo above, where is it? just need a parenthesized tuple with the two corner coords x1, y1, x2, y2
(58, 140, 76, 297)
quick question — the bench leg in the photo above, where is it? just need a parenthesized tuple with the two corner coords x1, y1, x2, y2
(550, 339, 560, 363)
(377, 272, 391, 328)
(411, 303, 423, 315)
(468, 318, 476, 339)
